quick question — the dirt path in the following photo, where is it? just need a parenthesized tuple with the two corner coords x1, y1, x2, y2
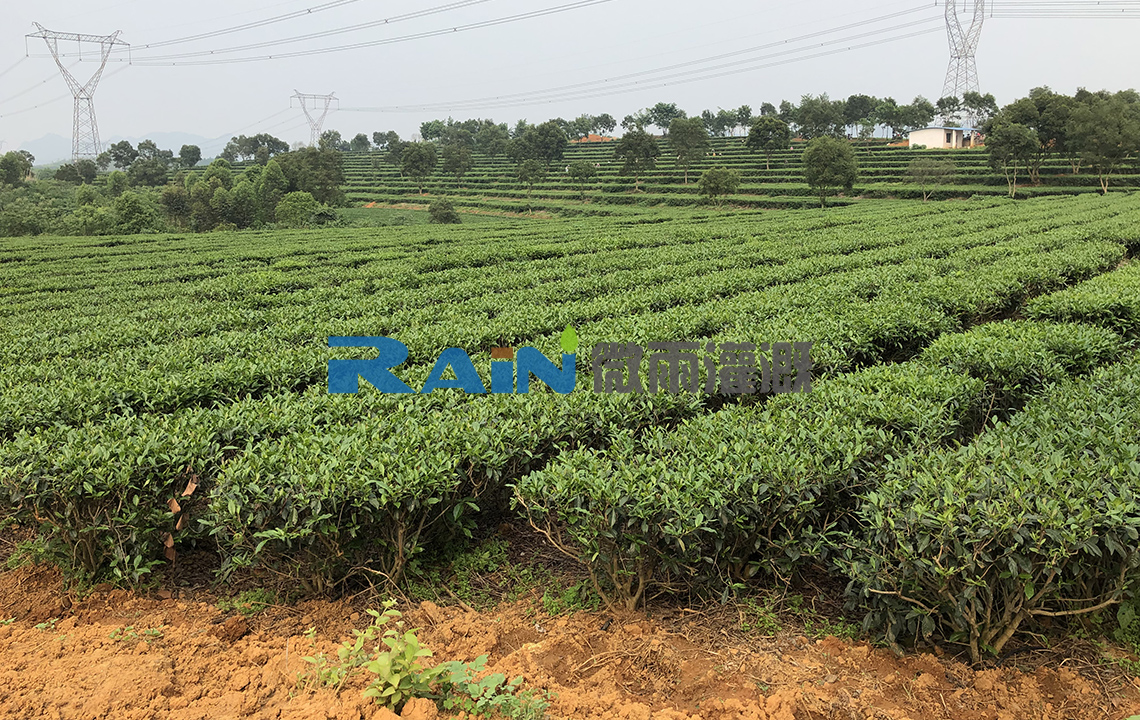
(0, 564, 1137, 720)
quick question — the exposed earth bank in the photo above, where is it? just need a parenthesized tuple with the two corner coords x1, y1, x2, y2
(1, 564, 1138, 720)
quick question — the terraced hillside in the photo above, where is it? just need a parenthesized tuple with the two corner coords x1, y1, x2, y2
(342, 136, 1140, 214)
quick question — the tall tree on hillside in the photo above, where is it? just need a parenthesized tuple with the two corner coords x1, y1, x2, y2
(734, 105, 753, 136)
(0, 151, 34, 186)
(516, 158, 546, 201)
(441, 143, 474, 185)
(797, 94, 844, 140)
(567, 159, 597, 201)
(936, 96, 964, 125)
(844, 94, 877, 133)
(986, 119, 1039, 198)
(108, 140, 138, 170)
(1067, 94, 1140, 194)
(400, 142, 438, 194)
(759, 102, 777, 117)
(801, 137, 857, 208)
(474, 122, 510, 160)
(349, 133, 371, 152)
(647, 103, 686, 134)
(419, 120, 446, 141)
(907, 157, 956, 201)
(508, 121, 567, 169)
(179, 144, 202, 169)
(613, 128, 661, 192)
(593, 113, 617, 135)
(962, 91, 998, 126)
(668, 117, 710, 184)
(746, 116, 792, 171)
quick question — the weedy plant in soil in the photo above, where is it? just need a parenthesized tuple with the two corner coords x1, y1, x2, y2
(298, 600, 549, 717)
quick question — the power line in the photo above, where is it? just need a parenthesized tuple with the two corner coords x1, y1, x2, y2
(0, 57, 28, 81)
(0, 62, 81, 106)
(115, 0, 612, 66)
(338, 12, 945, 113)
(116, 0, 498, 62)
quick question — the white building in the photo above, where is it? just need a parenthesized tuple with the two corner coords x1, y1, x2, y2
(907, 126, 981, 149)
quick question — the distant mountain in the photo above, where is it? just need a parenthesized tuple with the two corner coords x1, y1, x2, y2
(20, 131, 230, 166)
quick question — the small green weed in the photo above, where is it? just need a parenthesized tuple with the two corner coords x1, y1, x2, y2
(34, 618, 58, 631)
(217, 588, 276, 616)
(541, 580, 602, 616)
(110, 625, 165, 643)
(739, 597, 781, 635)
(296, 599, 551, 715)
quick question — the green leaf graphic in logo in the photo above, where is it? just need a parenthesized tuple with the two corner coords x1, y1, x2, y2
(560, 325, 579, 354)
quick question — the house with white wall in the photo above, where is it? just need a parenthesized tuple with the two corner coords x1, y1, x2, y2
(907, 126, 981, 149)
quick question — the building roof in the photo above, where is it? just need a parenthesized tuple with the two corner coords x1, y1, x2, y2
(910, 126, 981, 133)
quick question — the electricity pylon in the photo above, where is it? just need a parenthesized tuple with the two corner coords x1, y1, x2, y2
(291, 91, 338, 147)
(941, 0, 985, 107)
(27, 23, 128, 163)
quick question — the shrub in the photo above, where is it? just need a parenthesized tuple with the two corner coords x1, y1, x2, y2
(275, 191, 321, 228)
(841, 356, 1140, 662)
(697, 167, 742, 207)
(428, 198, 462, 224)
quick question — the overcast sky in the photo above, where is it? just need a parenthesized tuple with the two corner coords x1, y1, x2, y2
(1, 0, 1136, 159)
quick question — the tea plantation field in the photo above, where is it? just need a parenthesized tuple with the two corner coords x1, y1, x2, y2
(2, 194, 1139, 660)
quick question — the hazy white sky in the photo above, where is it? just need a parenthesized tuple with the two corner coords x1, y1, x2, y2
(0, 0, 1136, 157)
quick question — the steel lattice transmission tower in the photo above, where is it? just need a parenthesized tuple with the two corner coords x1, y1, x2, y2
(292, 90, 338, 147)
(27, 23, 129, 163)
(941, 0, 985, 102)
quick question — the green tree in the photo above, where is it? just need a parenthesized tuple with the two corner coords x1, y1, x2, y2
(508, 121, 567, 168)
(229, 180, 259, 228)
(200, 158, 234, 190)
(108, 140, 138, 169)
(441, 143, 474, 185)
(474, 123, 510, 160)
(668, 117, 709, 183)
(95, 151, 112, 171)
(845, 94, 878, 130)
(797, 94, 845, 140)
(400, 142, 438, 194)
(900, 96, 937, 132)
(275, 147, 346, 205)
(318, 129, 348, 151)
(113, 191, 161, 234)
(985, 119, 1039, 198)
(746, 116, 791, 170)
(937, 96, 964, 125)
(54, 163, 82, 184)
(646, 103, 686, 134)
(613, 128, 660, 192)
(801, 136, 858, 207)
(349, 133, 371, 152)
(178, 144, 202, 169)
(516, 158, 546, 200)
(258, 159, 289, 223)
(0, 151, 34, 186)
(697, 167, 741, 207)
(160, 183, 191, 228)
(593, 113, 617, 135)
(104, 170, 128, 197)
(962, 91, 998, 126)
(907, 157, 956, 201)
(566, 159, 597, 200)
(428, 198, 462, 224)
(734, 105, 753, 136)
(128, 158, 169, 187)
(1067, 94, 1140, 194)
(275, 191, 321, 228)
(419, 120, 446, 141)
